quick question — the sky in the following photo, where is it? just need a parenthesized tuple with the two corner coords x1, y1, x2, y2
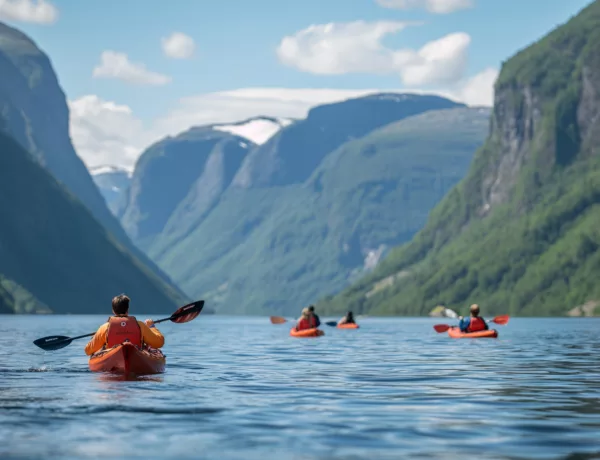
(0, 0, 593, 169)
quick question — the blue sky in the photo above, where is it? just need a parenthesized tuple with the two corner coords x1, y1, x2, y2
(2, 0, 593, 168)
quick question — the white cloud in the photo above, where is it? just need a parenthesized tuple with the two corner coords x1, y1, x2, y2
(92, 51, 171, 86)
(376, 0, 474, 14)
(0, 0, 57, 24)
(69, 77, 497, 170)
(399, 32, 471, 86)
(277, 21, 471, 86)
(69, 95, 153, 170)
(161, 32, 196, 59)
(277, 21, 411, 75)
(449, 67, 498, 106)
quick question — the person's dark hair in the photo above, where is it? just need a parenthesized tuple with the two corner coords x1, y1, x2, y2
(112, 294, 130, 316)
(347, 311, 354, 319)
(308, 305, 315, 312)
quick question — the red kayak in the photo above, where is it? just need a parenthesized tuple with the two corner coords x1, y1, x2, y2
(448, 327, 498, 339)
(290, 327, 324, 338)
(89, 343, 166, 375)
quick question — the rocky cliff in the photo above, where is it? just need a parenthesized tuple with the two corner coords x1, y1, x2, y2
(318, 1, 600, 317)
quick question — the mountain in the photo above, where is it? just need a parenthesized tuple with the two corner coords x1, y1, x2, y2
(123, 92, 489, 315)
(91, 166, 132, 215)
(165, 107, 489, 315)
(145, 94, 465, 263)
(0, 129, 186, 314)
(231, 93, 462, 189)
(0, 21, 183, 294)
(118, 127, 254, 250)
(318, 1, 600, 317)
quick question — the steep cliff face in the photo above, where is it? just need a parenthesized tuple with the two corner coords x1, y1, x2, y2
(119, 128, 252, 249)
(0, 21, 183, 294)
(319, 1, 600, 317)
(154, 136, 251, 257)
(0, 23, 115, 233)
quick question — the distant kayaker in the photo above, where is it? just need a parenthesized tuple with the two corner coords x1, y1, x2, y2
(84, 294, 165, 356)
(458, 304, 489, 333)
(308, 305, 321, 327)
(337, 311, 355, 325)
(296, 307, 317, 331)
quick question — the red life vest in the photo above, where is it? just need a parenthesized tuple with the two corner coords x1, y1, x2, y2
(297, 316, 316, 331)
(106, 316, 142, 348)
(467, 316, 487, 332)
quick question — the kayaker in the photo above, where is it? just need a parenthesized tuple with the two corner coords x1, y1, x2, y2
(458, 304, 489, 333)
(337, 311, 355, 325)
(295, 307, 317, 331)
(84, 294, 165, 356)
(308, 305, 321, 327)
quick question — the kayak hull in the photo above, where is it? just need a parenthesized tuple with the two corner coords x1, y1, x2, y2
(89, 342, 166, 375)
(448, 327, 498, 339)
(290, 327, 324, 338)
(337, 323, 359, 329)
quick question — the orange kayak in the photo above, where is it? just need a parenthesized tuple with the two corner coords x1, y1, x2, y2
(448, 327, 498, 339)
(337, 323, 359, 329)
(290, 327, 324, 338)
(89, 343, 166, 375)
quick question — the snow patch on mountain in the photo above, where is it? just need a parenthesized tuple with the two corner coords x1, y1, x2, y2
(213, 117, 293, 145)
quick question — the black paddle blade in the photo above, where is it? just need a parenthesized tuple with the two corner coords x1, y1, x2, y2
(325, 321, 338, 327)
(33, 335, 73, 351)
(170, 300, 204, 324)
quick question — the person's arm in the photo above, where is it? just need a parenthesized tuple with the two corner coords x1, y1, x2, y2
(314, 315, 321, 327)
(458, 317, 470, 332)
(139, 320, 165, 348)
(84, 323, 108, 356)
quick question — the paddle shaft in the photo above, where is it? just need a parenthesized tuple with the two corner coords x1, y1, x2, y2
(34, 300, 204, 350)
(38, 315, 173, 349)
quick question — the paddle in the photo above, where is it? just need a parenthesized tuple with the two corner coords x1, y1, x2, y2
(433, 314, 510, 333)
(269, 316, 289, 324)
(33, 300, 205, 351)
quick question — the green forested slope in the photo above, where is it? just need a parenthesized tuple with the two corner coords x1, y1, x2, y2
(319, 1, 600, 317)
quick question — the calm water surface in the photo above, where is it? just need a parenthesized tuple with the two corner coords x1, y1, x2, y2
(1, 316, 599, 459)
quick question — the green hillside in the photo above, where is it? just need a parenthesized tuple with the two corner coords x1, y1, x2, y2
(153, 107, 489, 315)
(0, 130, 186, 314)
(0, 21, 184, 296)
(318, 1, 600, 317)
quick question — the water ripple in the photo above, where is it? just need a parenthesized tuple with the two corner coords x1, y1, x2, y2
(1, 316, 599, 459)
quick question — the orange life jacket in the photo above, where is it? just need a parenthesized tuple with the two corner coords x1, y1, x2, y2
(467, 316, 487, 332)
(106, 316, 142, 348)
(297, 316, 316, 331)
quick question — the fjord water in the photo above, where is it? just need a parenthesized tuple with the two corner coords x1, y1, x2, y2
(1, 316, 599, 459)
